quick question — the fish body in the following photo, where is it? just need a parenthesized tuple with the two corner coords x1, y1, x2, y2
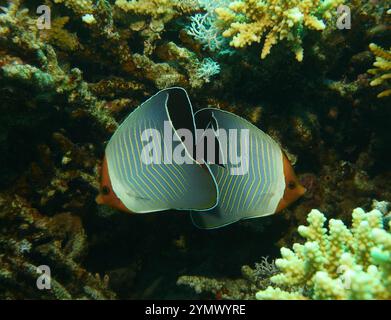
(96, 88, 305, 228)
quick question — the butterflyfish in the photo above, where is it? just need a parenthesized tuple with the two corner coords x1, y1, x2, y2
(96, 87, 305, 228)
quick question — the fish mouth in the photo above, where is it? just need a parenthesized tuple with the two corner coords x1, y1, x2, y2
(298, 185, 307, 197)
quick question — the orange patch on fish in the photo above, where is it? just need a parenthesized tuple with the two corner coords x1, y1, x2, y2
(276, 153, 306, 213)
(96, 156, 132, 213)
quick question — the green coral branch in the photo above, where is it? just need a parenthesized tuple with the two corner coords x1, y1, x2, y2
(256, 207, 391, 300)
(368, 43, 391, 98)
(214, 0, 344, 61)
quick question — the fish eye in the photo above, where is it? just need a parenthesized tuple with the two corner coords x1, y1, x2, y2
(288, 181, 296, 190)
(101, 186, 110, 195)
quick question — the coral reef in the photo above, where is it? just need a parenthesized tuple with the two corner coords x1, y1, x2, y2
(0, 0, 390, 300)
(279, 156, 391, 248)
(53, 0, 94, 15)
(368, 43, 391, 98)
(177, 258, 278, 299)
(186, 0, 232, 53)
(196, 57, 221, 82)
(115, 0, 194, 23)
(0, 1, 118, 131)
(256, 205, 391, 300)
(115, 0, 199, 56)
(214, 0, 344, 61)
(39, 16, 80, 52)
(0, 193, 115, 299)
(178, 204, 391, 300)
(0, 0, 210, 91)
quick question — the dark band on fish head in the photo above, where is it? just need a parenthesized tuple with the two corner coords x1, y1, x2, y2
(95, 156, 132, 213)
(275, 153, 306, 213)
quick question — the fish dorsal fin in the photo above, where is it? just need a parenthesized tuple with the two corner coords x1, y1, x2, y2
(191, 108, 285, 229)
(195, 110, 226, 168)
(105, 88, 218, 213)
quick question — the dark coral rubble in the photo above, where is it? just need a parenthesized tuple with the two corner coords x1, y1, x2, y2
(0, 0, 390, 299)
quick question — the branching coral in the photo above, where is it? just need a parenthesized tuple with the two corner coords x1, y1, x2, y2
(0, 194, 116, 299)
(196, 58, 221, 83)
(368, 43, 391, 98)
(115, 0, 186, 23)
(214, 0, 344, 61)
(0, 0, 117, 130)
(256, 206, 391, 300)
(39, 16, 80, 51)
(177, 259, 277, 299)
(1, 0, 211, 92)
(53, 0, 94, 16)
(115, 0, 198, 55)
(155, 42, 219, 88)
(186, 0, 232, 52)
(177, 273, 256, 299)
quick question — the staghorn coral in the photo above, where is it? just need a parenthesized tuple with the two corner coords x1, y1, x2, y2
(53, 0, 94, 16)
(115, 0, 199, 55)
(0, 0, 117, 131)
(277, 136, 391, 249)
(115, 0, 185, 23)
(368, 43, 391, 98)
(0, 194, 116, 299)
(39, 16, 80, 51)
(176, 199, 391, 300)
(351, 0, 390, 26)
(132, 52, 187, 89)
(177, 258, 278, 299)
(0, 0, 210, 92)
(89, 77, 146, 99)
(256, 206, 391, 300)
(214, 0, 344, 61)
